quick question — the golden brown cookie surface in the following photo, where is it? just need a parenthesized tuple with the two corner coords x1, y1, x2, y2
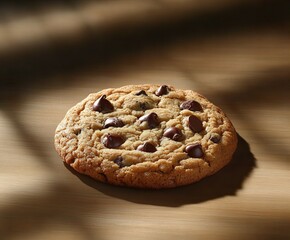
(55, 84, 237, 188)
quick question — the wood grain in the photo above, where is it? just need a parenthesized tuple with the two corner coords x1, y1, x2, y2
(0, 5, 290, 240)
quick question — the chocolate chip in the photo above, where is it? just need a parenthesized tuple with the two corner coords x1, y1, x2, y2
(210, 134, 221, 143)
(163, 127, 183, 141)
(188, 115, 203, 133)
(139, 102, 149, 110)
(139, 112, 160, 128)
(155, 85, 170, 96)
(185, 144, 204, 158)
(137, 142, 157, 152)
(113, 156, 125, 168)
(103, 118, 124, 128)
(93, 95, 114, 113)
(102, 134, 124, 148)
(135, 90, 148, 96)
(180, 100, 202, 112)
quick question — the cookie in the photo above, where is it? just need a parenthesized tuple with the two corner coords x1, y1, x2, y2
(54, 84, 238, 188)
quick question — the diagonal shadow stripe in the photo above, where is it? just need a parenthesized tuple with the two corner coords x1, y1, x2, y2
(0, 0, 289, 86)
(1, 108, 55, 169)
(0, 182, 97, 239)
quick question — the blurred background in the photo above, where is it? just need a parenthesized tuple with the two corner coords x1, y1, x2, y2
(0, 0, 289, 240)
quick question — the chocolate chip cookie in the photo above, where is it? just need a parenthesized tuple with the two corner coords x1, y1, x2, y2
(54, 84, 238, 188)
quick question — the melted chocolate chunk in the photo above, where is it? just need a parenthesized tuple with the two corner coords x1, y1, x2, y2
(180, 100, 202, 112)
(135, 90, 148, 96)
(93, 95, 114, 113)
(139, 112, 160, 128)
(188, 115, 203, 133)
(155, 85, 170, 96)
(163, 127, 183, 141)
(210, 134, 221, 143)
(102, 134, 124, 148)
(103, 118, 124, 128)
(185, 144, 204, 158)
(113, 156, 125, 168)
(137, 142, 157, 152)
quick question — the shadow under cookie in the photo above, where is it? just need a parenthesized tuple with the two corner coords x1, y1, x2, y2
(65, 134, 256, 206)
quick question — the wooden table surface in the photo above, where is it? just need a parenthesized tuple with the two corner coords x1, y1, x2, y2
(1, 6, 290, 239)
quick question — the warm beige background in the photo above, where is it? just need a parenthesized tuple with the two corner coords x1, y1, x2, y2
(0, 1, 290, 240)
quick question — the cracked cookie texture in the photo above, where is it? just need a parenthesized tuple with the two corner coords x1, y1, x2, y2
(55, 84, 238, 188)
